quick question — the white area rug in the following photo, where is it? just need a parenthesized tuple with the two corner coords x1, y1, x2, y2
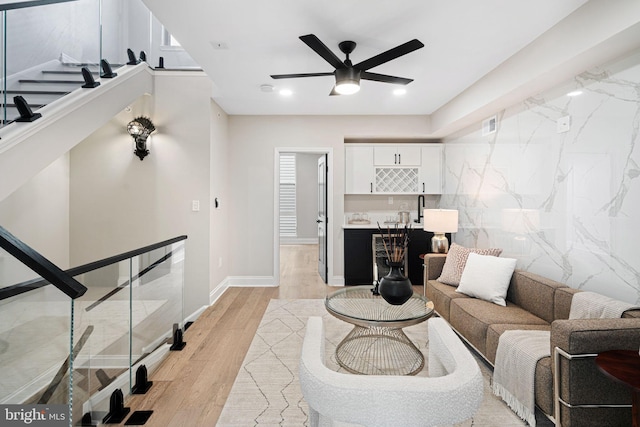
(217, 299, 537, 427)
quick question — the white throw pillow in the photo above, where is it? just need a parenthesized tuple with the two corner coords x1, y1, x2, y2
(437, 243, 503, 286)
(456, 253, 517, 306)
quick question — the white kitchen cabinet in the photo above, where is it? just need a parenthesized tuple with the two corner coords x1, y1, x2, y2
(419, 144, 443, 194)
(345, 145, 374, 194)
(345, 143, 442, 194)
(373, 145, 421, 166)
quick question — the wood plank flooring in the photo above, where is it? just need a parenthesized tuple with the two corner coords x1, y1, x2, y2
(117, 244, 335, 426)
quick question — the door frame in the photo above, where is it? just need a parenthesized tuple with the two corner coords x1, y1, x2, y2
(273, 147, 334, 285)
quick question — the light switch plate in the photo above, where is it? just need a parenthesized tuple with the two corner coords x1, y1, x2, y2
(192, 200, 200, 211)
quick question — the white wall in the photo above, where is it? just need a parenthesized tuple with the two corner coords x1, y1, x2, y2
(209, 100, 230, 300)
(0, 155, 70, 287)
(295, 153, 321, 241)
(227, 115, 430, 284)
(441, 49, 640, 304)
(69, 72, 212, 316)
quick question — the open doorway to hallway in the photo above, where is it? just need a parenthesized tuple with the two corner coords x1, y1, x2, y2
(279, 244, 328, 299)
(276, 149, 332, 294)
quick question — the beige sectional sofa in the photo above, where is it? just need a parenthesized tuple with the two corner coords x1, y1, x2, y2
(424, 253, 640, 427)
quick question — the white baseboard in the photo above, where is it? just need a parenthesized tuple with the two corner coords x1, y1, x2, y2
(280, 237, 318, 245)
(210, 278, 230, 305)
(227, 276, 277, 287)
(330, 276, 345, 286)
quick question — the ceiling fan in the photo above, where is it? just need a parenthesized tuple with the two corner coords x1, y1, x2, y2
(270, 34, 424, 95)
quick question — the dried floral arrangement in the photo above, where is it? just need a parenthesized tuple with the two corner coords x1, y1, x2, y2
(376, 222, 411, 264)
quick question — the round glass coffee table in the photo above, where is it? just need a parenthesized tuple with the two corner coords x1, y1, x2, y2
(325, 286, 434, 375)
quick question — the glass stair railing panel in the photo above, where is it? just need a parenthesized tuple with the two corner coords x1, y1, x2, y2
(67, 236, 187, 424)
(101, 0, 200, 71)
(2, 0, 100, 127)
(130, 240, 185, 377)
(0, 232, 186, 425)
(0, 280, 73, 407)
(70, 258, 133, 425)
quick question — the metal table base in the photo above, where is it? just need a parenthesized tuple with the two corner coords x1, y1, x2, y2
(336, 325, 424, 375)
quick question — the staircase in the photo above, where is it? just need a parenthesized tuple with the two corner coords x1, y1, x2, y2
(0, 58, 124, 126)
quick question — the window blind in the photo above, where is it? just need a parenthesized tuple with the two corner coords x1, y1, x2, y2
(279, 154, 297, 237)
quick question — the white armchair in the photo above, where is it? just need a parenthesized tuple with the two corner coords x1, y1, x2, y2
(299, 317, 483, 427)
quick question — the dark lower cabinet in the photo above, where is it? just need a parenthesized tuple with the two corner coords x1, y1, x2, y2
(344, 227, 444, 286)
(344, 229, 376, 286)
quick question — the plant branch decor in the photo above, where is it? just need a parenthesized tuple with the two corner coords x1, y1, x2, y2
(377, 222, 411, 264)
(375, 222, 413, 305)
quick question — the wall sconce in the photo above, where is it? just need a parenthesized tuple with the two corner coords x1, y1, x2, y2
(423, 209, 459, 253)
(127, 116, 155, 161)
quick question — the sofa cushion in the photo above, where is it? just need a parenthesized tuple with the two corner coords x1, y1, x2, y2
(449, 298, 548, 355)
(425, 279, 469, 320)
(456, 253, 517, 306)
(507, 270, 567, 323)
(437, 243, 503, 286)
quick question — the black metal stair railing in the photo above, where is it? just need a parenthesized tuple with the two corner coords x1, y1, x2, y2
(0, 225, 87, 299)
(0, 232, 188, 302)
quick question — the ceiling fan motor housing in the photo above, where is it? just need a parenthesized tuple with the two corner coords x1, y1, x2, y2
(335, 67, 360, 83)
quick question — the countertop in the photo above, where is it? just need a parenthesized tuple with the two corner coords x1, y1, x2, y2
(343, 220, 424, 229)
(343, 212, 424, 229)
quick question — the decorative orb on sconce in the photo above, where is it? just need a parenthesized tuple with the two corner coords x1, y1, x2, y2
(127, 116, 155, 161)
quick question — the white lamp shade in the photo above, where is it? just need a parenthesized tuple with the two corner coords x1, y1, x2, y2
(423, 209, 458, 233)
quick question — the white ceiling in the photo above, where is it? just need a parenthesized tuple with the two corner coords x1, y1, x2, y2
(152, 0, 589, 116)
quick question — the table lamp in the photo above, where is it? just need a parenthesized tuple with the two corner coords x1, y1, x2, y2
(423, 209, 458, 253)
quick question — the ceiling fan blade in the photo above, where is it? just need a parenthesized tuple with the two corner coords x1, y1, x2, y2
(354, 39, 424, 71)
(271, 72, 334, 79)
(300, 34, 345, 69)
(329, 86, 340, 96)
(361, 71, 413, 85)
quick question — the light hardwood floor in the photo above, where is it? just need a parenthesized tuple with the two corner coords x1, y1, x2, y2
(118, 244, 336, 426)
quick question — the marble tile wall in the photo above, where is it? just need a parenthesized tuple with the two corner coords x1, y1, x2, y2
(441, 50, 640, 304)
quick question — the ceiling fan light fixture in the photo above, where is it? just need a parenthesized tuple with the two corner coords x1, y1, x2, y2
(335, 67, 360, 95)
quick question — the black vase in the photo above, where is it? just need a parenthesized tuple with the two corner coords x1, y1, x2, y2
(378, 262, 413, 305)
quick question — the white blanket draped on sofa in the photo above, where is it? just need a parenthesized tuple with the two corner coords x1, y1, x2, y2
(492, 330, 550, 427)
(569, 291, 638, 319)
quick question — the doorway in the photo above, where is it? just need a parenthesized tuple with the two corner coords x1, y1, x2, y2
(274, 148, 333, 290)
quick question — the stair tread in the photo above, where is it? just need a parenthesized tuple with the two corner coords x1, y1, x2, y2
(19, 79, 84, 84)
(0, 90, 70, 95)
(42, 70, 99, 75)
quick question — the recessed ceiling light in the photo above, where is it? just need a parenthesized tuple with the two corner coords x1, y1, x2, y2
(567, 90, 583, 97)
(279, 89, 293, 96)
(393, 88, 407, 96)
(260, 84, 274, 93)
